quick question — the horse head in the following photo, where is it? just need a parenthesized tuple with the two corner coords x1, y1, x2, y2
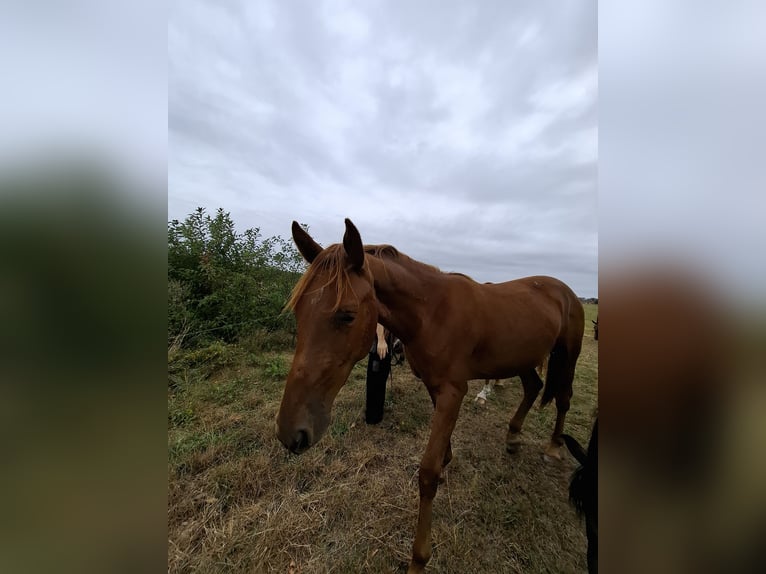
(275, 219, 378, 454)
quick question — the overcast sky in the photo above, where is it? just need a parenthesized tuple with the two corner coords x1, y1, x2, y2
(169, 0, 597, 297)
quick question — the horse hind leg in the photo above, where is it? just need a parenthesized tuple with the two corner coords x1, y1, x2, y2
(543, 348, 578, 460)
(505, 369, 543, 453)
(545, 383, 573, 460)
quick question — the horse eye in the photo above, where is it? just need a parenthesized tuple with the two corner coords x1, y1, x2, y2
(335, 312, 355, 325)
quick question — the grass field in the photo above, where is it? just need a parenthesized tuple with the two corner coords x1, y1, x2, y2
(168, 304, 598, 573)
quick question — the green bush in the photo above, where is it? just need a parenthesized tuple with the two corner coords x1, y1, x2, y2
(167, 208, 306, 348)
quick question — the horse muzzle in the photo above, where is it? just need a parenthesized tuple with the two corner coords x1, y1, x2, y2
(287, 428, 312, 454)
(275, 419, 314, 454)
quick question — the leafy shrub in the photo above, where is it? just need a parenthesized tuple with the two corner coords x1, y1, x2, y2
(168, 208, 306, 348)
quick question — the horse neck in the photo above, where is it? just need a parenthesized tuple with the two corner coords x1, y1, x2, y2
(366, 254, 438, 343)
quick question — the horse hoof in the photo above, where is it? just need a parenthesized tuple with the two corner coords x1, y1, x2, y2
(506, 431, 522, 454)
(474, 397, 487, 407)
(543, 444, 562, 461)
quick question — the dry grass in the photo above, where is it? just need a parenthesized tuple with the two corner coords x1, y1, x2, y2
(168, 304, 598, 573)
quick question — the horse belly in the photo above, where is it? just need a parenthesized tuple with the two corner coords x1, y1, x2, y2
(470, 328, 555, 379)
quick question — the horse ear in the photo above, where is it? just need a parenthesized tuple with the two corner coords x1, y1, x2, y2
(292, 221, 322, 263)
(342, 218, 364, 272)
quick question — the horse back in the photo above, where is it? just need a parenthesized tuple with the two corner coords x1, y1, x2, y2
(419, 275, 582, 380)
(478, 275, 583, 338)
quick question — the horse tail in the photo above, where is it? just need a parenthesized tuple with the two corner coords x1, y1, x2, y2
(540, 345, 568, 407)
(541, 291, 585, 407)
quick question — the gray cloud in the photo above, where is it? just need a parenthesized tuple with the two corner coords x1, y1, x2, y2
(169, 0, 598, 296)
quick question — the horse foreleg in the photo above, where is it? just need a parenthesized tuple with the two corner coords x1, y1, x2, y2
(506, 369, 543, 453)
(426, 387, 453, 469)
(408, 384, 465, 574)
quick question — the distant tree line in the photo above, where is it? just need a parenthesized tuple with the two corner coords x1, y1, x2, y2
(168, 207, 306, 349)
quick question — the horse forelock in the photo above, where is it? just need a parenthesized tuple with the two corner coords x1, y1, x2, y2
(285, 244, 366, 313)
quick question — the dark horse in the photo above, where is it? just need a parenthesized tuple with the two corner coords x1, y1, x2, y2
(562, 418, 598, 574)
(276, 219, 584, 573)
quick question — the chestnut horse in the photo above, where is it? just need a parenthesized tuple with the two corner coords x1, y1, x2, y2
(276, 219, 584, 573)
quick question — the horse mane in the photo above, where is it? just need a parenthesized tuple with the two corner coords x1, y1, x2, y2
(364, 244, 400, 259)
(285, 244, 357, 312)
(286, 244, 404, 314)
(285, 242, 469, 313)
(364, 244, 452, 277)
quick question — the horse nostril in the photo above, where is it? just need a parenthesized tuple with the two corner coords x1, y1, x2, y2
(290, 429, 310, 454)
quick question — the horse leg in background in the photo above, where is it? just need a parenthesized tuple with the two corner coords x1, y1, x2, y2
(537, 356, 548, 379)
(408, 382, 466, 574)
(474, 379, 496, 405)
(505, 369, 544, 453)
